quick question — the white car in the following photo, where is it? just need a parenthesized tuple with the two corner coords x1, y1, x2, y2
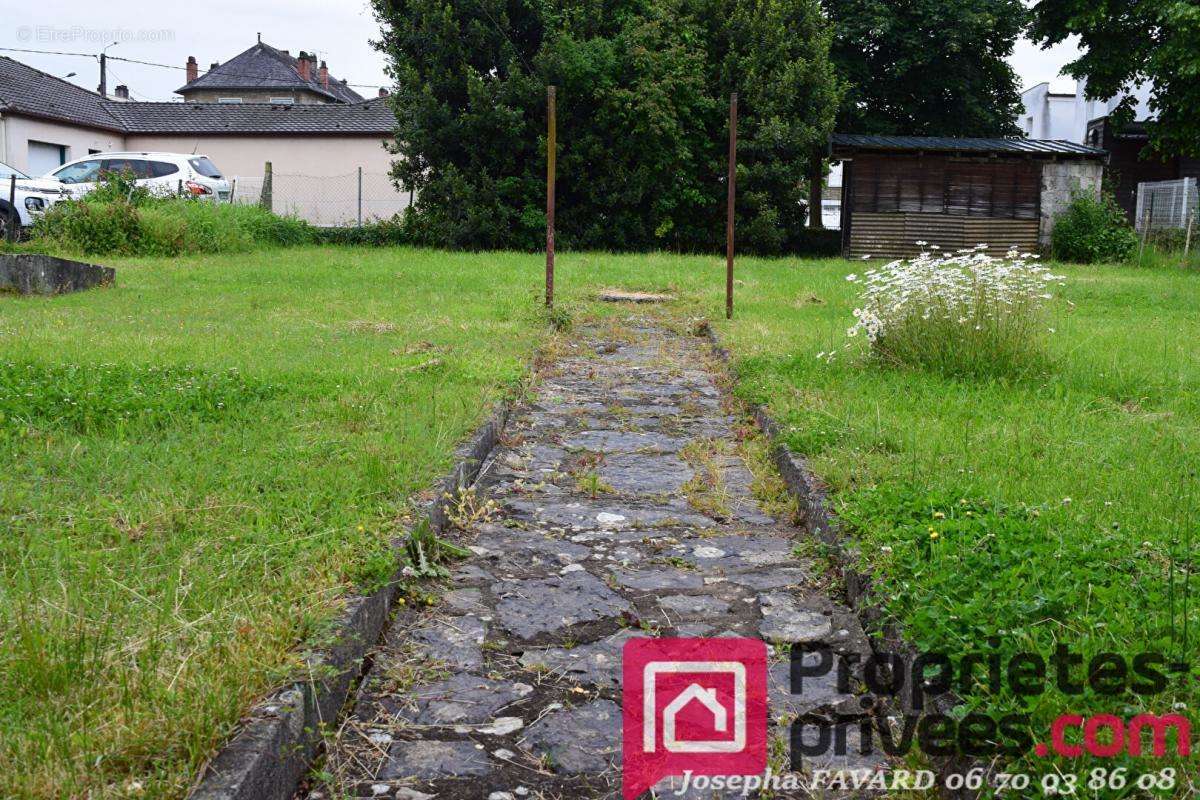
(0, 160, 69, 238)
(47, 152, 232, 202)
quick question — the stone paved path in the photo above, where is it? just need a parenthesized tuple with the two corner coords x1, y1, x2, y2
(312, 318, 882, 800)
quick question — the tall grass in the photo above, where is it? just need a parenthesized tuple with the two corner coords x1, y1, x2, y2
(24, 172, 312, 257)
(844, 246, 1063, 377)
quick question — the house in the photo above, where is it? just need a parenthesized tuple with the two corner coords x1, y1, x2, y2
(177, 38, 366, 105)
(1017, 79, 1200, 222)
(831, 134, 1107, 259)
(0, 54, 406, 224)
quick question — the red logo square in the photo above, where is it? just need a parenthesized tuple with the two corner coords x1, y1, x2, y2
(622, 637, 768, 799)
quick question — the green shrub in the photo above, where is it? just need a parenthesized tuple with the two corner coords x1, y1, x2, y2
(30, 175, 314, 257)
(311, 215, 410, 246)
(1051, 193, 1138, 264)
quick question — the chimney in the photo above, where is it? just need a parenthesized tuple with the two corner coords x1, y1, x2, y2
(186, 56, 198, 83)
(210, 62, 220, 72)
(319, 60, 329, 90)
(114, 85, 130, 100)
(296, 51, 311, 81)
(378, 87, 390, 98)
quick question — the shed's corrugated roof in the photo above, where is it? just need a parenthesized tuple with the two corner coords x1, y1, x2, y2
(831, 133, 1105, 157)
(177, 42, 364, 104)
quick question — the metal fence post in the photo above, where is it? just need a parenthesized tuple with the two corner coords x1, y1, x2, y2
(546, 85, 556, 310)
(726, 92, 737, 321)
(357, 166, 363, 228)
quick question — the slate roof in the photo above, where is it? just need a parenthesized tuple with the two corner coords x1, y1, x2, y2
(0, 56, 124, 132)
(176, 42, 364, 104)
(0, 56, 394, 135)
(105, 99, 395, 134)
(831, 133, 1106, 158)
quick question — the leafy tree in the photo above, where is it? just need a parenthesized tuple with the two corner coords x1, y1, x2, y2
(1030, 0, 1200, 158)
(824, 0, 1026, 137)
(371, 0, 838, 253)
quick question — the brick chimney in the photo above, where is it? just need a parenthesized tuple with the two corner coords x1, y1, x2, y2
(186, 56, 198, 83)
(319, 60, 329, 90)
(378, 87, 390, 98)
(296, 51, 311, 81)
(114, 85, 130, 100)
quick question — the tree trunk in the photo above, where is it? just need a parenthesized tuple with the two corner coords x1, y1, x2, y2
(807, 149, 824, 229)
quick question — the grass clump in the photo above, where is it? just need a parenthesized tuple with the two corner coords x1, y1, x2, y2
(843, 246, 1063, 378)
(26, 171, 312, 256)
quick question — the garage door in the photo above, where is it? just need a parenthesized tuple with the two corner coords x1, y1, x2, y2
(27, 141, 67, 176)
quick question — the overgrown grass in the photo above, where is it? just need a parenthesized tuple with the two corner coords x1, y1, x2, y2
(17, 177, 313, 257)
(3, 245, 1197, 796)
(0, 247, 548, 797)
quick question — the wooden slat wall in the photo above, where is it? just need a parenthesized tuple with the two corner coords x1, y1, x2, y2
(851, 154, 1040, 219)
(847, 212, 1040, 259)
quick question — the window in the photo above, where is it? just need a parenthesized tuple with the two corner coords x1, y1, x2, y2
(0, 161, 30, 180)
(188, 157, 223, 179)
(217, 97, 243, 104)
(148, 161, 180, 178)
(52, 159, 104, 184)
(270, 97, 295, 105)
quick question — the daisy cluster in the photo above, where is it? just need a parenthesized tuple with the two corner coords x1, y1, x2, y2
(843, 244, 1064, 346)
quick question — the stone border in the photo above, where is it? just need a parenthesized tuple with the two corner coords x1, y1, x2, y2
(188, 405, 512, 800)
(0, 253, 115, 295)
(698, 322, 980, 797)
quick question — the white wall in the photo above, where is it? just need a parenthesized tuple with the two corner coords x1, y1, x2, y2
(1073, 78, 1154, 139)
(119, 133, 407, 225)
(0, 114, 124, 175)
(1019, 83, 1077, 140)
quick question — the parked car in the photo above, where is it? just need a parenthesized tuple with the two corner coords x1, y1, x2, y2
(0, 160, 69, 238)
(46, 152, 232, 202)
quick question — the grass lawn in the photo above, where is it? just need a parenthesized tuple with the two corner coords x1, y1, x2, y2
(3, 245, 1197, 795)
(0, 247, 549, 797)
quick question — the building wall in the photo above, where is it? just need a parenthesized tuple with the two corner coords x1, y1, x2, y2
(1019, 84, 1077, 140)
(179, 89, 330, 105)
(0, 114, 124, 175)
(124, 133, 408, 225)
(1039, 160, 1104, 246)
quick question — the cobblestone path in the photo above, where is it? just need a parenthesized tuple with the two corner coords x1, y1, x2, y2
(313, 319, 881, 800)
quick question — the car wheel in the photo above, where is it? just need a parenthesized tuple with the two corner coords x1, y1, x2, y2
(0, 207, 19, 243)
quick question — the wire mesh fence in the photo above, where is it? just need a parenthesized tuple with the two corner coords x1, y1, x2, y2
(229, 170, 412, 227)
(1134, 178, 1198, 232)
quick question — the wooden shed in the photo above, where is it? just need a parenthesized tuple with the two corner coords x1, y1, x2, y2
(831, 134, 1107, 259)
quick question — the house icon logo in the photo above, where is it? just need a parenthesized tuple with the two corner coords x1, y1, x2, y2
(623, 638, 767, 798)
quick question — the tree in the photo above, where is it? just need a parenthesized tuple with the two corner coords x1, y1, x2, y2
(371, 0, 839, 253)
(1030, 0, 1200, 158)
(824, 0, 1027, 137)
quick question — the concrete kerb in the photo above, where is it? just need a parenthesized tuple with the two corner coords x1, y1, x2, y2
(188, 405, 511, 800)
(697, 321, 982, 797)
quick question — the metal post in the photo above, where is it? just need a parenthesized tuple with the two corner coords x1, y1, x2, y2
(357, 166, 363, 228)
(546, 85, 556, 310)
(6, 175, 16, 243)
(726, 92, 737, 320)
(1184, 210, 1193, 268)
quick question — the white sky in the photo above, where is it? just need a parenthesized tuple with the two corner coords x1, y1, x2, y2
(1, 3, 1082, 102)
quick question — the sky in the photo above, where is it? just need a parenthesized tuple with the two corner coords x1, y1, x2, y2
(0, 2, 1081, 102)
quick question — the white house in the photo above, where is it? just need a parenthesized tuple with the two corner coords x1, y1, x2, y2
(1018, 78, 1155, 145)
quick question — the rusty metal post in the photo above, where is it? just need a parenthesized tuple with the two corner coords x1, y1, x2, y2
(726, 93, 737, 320)
(546, 85, 557, 309)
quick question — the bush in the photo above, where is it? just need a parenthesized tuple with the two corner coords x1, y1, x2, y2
(29, 173, 313, 256)
(842, 245, 1063, 377)
(1050, 193, 1138, 264)
(311, 215, 410, 246)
